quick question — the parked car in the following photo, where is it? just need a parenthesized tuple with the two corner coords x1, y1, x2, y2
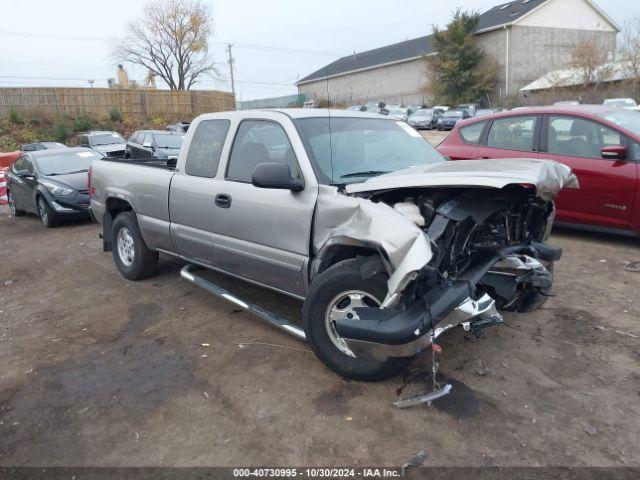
(166, 122, 191, 133)
(457, 103, 479, 116)
(363, 101, 385, 113)
(20, 142, 68, 152)
(437, 109, 470, 130)
(437, 105, 640, 236)
(406, 105, 424, 116)
(433, 105, 450, 114)
(5, 147, 99, 227)
(603, 98, 638, 109)
(125, 130, 184, 162)
(554, 100, 581, 106)
(408, 108, 439, 129)
(77, 131, 126, 158)
(387, 107, 410, 122)
(90, 109, 575, 381)
(474, 109, 496, 118)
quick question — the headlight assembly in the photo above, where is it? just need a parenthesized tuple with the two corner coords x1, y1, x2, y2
(40, 180, 74, 196)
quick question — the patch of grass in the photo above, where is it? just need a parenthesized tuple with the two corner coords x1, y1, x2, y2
(8, 107, 24, 125)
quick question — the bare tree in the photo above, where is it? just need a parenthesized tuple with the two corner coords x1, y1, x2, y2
(619, 17, 640, 95)
(570, 40, 610, 87)
(114, 0, 215, 90)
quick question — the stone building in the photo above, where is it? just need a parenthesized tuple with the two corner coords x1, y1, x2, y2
(296, 0, 620, 106)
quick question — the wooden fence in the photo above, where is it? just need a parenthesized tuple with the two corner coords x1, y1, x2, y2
(0, 87, 236, 118)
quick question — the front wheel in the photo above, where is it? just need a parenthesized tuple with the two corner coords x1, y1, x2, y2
(37, 196, 57, 228)
(111, 211, 158, 280)
(303, 259, 413, 381)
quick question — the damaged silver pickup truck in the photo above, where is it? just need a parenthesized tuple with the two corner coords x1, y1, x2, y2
(89, 109, 578, 382)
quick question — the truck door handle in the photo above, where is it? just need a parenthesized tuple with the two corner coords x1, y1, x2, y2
(215, 193, 232, 208)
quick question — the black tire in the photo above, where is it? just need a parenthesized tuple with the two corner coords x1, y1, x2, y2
(7, 190, 25, 217)
(303, 259, 413, 381)
(111, 211, 158, 280)
(37, 195, 57, 228)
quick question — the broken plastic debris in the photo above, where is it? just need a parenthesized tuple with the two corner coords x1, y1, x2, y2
(393, 384, 452, 408)
(401, 449, 427, 476)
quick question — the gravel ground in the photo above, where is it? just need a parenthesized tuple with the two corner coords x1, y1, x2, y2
(1, 136, 639, 466)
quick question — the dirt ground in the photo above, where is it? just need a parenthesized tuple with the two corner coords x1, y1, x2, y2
(1, 133, 640, 467)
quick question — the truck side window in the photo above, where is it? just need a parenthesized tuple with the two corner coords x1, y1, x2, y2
(185, 119, 230, 178)
(227, 120, 301, 182)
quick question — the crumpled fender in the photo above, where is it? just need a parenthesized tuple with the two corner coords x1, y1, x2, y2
(314, 185, 432, 301)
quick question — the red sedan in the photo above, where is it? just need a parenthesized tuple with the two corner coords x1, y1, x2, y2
(437, 106, 640, 236)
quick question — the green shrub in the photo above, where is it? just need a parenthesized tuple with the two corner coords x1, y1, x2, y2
(8, 107, 24, 125)
(109, 107, 123, 122)
(54, 120, 73, 143)
(73, 114, 93, 132)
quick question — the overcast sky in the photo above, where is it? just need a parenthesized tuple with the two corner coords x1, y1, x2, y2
(0, 0, 635, 100)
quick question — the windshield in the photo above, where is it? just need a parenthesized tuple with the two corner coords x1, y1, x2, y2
(90, 133, 125, 146)
(154, 134, 183, 149)
(444, 111, 463, 118)
(35, 150, 100, 175)
(604, 99, 636, 108)
(295, 117, 445, 184)
(415, 109, 433, 116)
(597, 110, 640, 136)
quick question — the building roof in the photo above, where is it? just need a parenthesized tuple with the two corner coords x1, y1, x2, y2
(521, 61, 636, 91)
(297, 0, 548, 85)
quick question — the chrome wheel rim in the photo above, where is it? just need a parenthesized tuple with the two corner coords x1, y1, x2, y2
(116, 227, 135, 267)
(38, 198, 48, 225)
(325, 290, 381, 357)
(8, 193, 16, 216)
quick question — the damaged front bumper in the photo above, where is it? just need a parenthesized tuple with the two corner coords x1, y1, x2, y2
(334, 242, 561, 361)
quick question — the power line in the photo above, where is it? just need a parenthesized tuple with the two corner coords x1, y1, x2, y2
(0, 30, 346, 56)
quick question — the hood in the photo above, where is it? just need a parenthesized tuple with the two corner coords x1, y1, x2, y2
(410, 115, 432, 121)
(41, 171, 89, 191)
(93, 143, 126, 153)
(345, 158, 579, 202)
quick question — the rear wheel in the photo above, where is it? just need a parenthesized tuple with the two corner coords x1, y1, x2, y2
(111, 211, 158, 280)
(7, 191, 25, 217)
(303, 259, 413, 381)
(37, 196, 57, 228)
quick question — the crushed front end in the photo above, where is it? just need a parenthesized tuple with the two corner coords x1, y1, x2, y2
(329, 185, 564, 361)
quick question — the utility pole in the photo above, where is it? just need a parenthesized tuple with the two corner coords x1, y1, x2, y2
(227, 44, 236, 106)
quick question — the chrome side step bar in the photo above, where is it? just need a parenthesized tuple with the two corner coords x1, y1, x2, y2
(180, 264, 306, 342)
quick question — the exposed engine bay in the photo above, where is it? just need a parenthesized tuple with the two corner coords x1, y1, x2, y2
(375, 185, 556, 312)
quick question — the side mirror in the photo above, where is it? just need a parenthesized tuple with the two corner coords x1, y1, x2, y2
(601, 145, 627, 160)
(15, 169, 34, 178)
(252, 162, 304, 192)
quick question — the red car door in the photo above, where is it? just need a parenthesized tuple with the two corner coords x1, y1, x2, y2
(471, 115, 541, 160)
(540, 115, 638, 231)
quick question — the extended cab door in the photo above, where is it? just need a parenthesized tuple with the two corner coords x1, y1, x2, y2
(472, 114, 541, 160)
(213, 116, 317, 297)
(540, 115, 637, 230)
(169, 113, 318, 297)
